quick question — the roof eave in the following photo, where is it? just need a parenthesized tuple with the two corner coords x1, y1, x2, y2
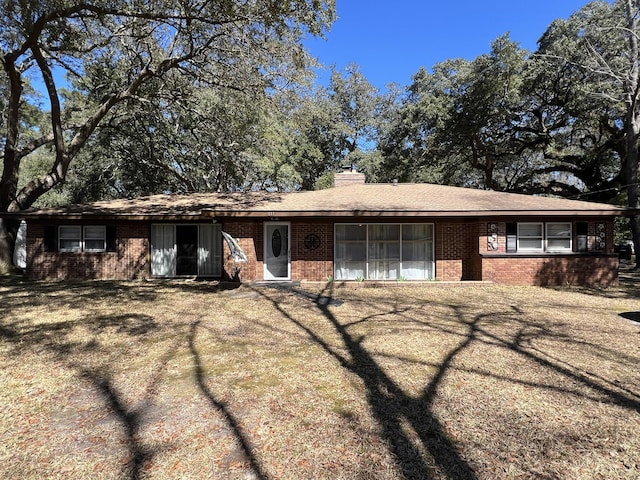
(205, 209, 627, 218)
(4, 208, 629, 221)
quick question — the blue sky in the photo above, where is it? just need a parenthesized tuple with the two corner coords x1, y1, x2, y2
(305, 0, 594, 90)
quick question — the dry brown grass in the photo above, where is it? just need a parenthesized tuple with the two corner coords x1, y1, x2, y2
(1, 275, 639, 479)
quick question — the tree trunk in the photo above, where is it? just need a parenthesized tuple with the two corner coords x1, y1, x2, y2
(623, 0, 640, 270)
(625, 113, 640, 269)
(0, 218, 18, 272)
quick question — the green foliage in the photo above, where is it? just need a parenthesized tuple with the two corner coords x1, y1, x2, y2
(378, 3, 635, 205)
(1, 0, 337, 209)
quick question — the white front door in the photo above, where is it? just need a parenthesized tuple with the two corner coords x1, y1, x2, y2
(264, 222, 290, 280)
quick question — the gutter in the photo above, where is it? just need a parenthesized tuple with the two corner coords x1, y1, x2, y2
(2, 208, 631, 221)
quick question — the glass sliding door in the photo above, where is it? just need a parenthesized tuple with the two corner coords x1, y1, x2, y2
(198, 224, 222, 276)
(176, 225, 198, 276)
(151, 224, 221, 277)
(151, 224, 176, 276)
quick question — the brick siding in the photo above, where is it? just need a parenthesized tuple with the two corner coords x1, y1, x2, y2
(476, 219, 618, 286)
(481, 255, 618, 286)
(291, 222, 333, 281)
(26, 221, 150, 280)
(222, 221, 259, 282)
(25, 217, 619, 286)
(435, 222, 473, 281)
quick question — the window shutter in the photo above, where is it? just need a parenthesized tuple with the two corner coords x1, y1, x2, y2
(44, 226, 57, 252)
(506, 223, 517, 253)
(576, 222, 588, 252)
(106, 225, 117, 252)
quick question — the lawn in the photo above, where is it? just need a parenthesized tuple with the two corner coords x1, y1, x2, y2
(1, 276, 639, 480)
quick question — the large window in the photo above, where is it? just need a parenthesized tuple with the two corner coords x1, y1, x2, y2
(334, 224, 366, 280)
(368, 224, 400, 280)
(546, 223, 572, 251)
(508, 222, 572, 253)
(151, 224, 222, 277)
(401, 224, 433, 280)
(335, 223, 434, 281)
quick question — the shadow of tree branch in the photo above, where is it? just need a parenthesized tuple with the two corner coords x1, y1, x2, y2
(81, 369, 152, 480)
(254, 284, 478, 480)
(188, 319, 268, 480)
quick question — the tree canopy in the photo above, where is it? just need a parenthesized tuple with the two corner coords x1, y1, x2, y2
(3, 0, 640, 269)
(0, 0, 335, 267)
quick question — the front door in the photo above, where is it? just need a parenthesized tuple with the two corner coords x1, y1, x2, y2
(264, 222, 290, 280)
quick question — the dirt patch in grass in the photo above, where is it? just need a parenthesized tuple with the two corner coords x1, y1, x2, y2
(1, 277, 639, 479)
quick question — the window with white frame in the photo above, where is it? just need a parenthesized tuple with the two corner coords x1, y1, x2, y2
(368, 224, 400, 280)
(401, 224, 434, 280)
(508, 222, 573, 253)
(58, 226, 82, 252)
(517, 223, 544, 251)
(83, 226, 107, 252)
(546, 222, 572, 251)
(334, 223, 434, 281)
(55, 225, 110, 253)
(334, 224, 366, 280)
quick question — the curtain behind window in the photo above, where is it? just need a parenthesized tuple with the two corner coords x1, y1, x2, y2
(198, 224, 222, 276)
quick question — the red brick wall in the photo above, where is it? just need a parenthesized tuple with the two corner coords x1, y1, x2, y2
(476, 219, 618, 286)
(25, 217, 619, 286)
(477, 220, 615, 255)
(481, 255, 619, 286)
(435, 222, 473, 281)
(26, 221, 149, 280)
(291, 222, 333, 281)
(221, 220, 334, 282)
(222, 221, 259, 282)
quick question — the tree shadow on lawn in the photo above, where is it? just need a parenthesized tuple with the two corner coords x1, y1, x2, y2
(391, 289, 640, 414)
(3, 279, 639, 479)
(255, 283, 640, 479)
(188, 319, 268, 480)
(0, 305, 169, 480)
(0, 276, 223, 323)
(0, 304, 269, 479)
(0, 311, 160, 357)
(255, 284, 479, 480)
(80, 369, 155, 480)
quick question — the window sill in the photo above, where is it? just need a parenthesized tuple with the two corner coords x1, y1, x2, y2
(480, 252, 614, 258)
(56, 250, 112, 254)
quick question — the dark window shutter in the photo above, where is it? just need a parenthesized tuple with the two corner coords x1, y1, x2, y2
(44, 226, 57, 252)
(506, 222, 517, 252)
(576, 222, 588, 236)
(106, 225, 117, 252)
(576, 222, 588, 252)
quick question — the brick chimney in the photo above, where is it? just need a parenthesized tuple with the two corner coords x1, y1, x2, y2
(334, 166, 365, 187)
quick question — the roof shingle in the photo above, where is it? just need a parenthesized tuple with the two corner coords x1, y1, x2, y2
(14, 183, 629, 219)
